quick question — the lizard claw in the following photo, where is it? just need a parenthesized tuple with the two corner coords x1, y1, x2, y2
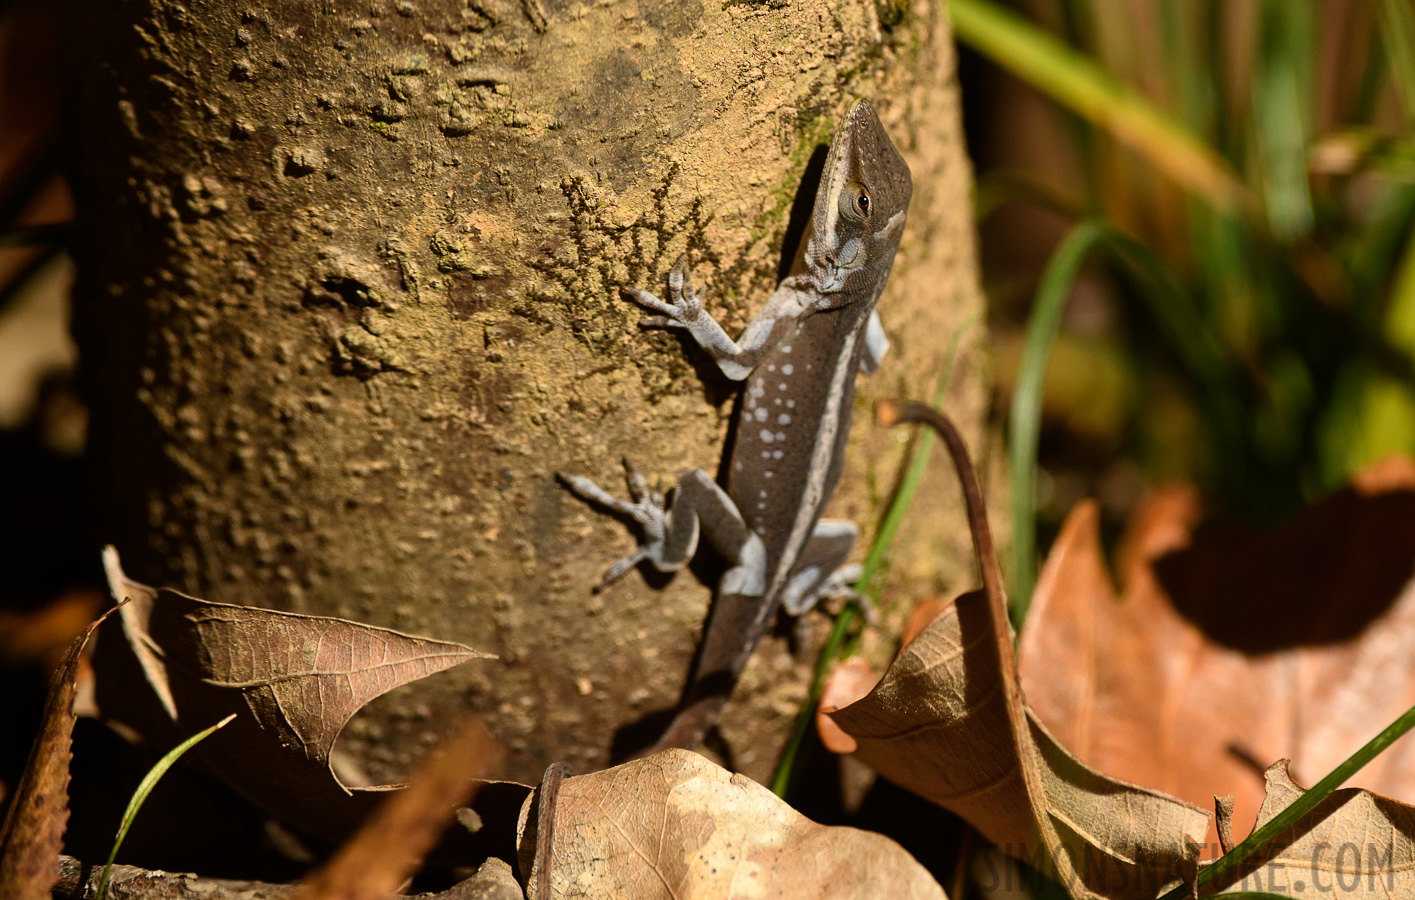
(667, 254, 696, 300)
(621, 258, 704, 330)
(622, 457, 649, 502)
(594, 546, 649, 592)
(622, 286, 677, 318)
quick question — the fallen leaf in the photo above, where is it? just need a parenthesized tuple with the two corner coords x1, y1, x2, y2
(1018, 467, 1415, 857)
(93, 547, 511, 844)
(831, 401, 1210, 900)
(1208, 760, 1415, 897)
(296, 718, 504, 900)
(0, 607, 114, 900)
(812, 598, 946, 756)
(817, 658, 879, 754)
(515, 749, 946, 899)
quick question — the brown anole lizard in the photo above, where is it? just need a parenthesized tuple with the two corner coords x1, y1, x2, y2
(560, 99, 912, 750)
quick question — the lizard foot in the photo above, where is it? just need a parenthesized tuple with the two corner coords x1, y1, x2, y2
(784, 563, 877, 624)
(556, 458, 669, 592)
(622, 254, 704, 332)
(825, 564, 879, 627)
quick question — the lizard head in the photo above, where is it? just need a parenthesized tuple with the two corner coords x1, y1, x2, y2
(807, 99, 913, 298)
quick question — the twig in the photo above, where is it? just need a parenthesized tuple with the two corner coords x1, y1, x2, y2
(533, 763, 571, 900)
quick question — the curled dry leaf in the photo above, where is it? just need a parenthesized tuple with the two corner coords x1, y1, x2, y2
(1019, 466, 1415, 856)
(831, 591, 1210, 900)
(93, 547, 517, 845)
(0, 607, 114, 900)
(831, 401, 1210, 900)
(1208, 761, 1415, 897)
(514, 749, 946, 900)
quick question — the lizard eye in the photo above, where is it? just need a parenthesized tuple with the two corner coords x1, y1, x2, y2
(839, 181, 872, 222)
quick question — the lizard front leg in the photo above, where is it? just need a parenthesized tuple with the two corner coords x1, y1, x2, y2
(623, 256, 812, 381)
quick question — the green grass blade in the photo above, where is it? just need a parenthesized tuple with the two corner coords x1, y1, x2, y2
(95, 714, 237, 900)
(771, 315, 977, 798)
(1382, 224, 1415, 357)
(1104, 232, 1233, 392)
(1102, 230, 1250, 487)
(1251, 1, 1315, 243)
(1154, 703, 1415, 900)
(1375, 0, 1415, 122)
(949, 0, 1249, 216)
(1008, 221, 1246, 616)
(1157, 0, 1216, 140)
(1008, 220, 1107, 626)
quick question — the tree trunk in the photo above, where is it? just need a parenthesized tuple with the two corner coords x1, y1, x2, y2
(65, 0, 991, 787)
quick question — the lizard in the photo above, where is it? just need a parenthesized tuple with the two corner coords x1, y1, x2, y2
(558, 99, 912, 751)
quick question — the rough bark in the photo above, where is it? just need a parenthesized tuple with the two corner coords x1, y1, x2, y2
(65, 0, 990, 786)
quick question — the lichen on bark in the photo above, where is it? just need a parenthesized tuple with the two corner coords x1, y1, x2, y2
(65, 0, 991, 786)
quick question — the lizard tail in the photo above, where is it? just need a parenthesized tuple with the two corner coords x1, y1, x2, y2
(645, 587, 776, 755)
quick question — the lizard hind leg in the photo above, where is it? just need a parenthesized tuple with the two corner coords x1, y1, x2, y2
(780, 519, 865, 617)
(557, 461, 753, 591)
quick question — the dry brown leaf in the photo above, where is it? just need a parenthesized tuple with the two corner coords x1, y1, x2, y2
(1019, 472, 1415, 857)
(829, 401, 1210, 900)
(831, 591, 1210, 900)
(817, 657, 879, 754)
(93, 547, 509, 843)
(295, 719, 504, 900)
(515, 749, 946, 899)
(0, 607, 113, 900)
(1207, 760, 1415, 896)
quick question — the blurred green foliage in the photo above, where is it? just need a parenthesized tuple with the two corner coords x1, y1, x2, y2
(956, 0, 1415, 548)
